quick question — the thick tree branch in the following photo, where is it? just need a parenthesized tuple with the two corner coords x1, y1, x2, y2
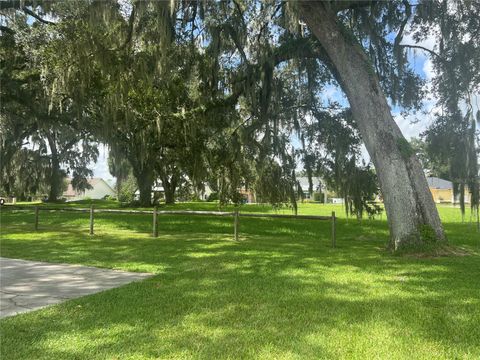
(331, 0, 376, 13)
(393, 0, 412, 51)
(0, 25, 15, 34)
(224, 24, 249, 64)
(194, 36, 339, 120)
(22, 6, 55, 25)
(117, 2, 136, 51)
(255, 3, 282, 44)
(399, 44, 444, 61)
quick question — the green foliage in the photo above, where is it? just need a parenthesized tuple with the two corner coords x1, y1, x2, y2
(118, 173, 137, 204)
(334, 1, 426, 110)
(410, 0, 480, 219)
(207, 192, 219, 202)
(344, 166, 383, 220)
(424, 111, 479, 219)
(0, 148, 50, 199)
(0, 12, 98, 201)
(175, 182, 195, 202)
(302, 106, 382, 219)
(255, 159, 298, 213)
(409, 137, 450, 178)
(396, 138, 415, 160)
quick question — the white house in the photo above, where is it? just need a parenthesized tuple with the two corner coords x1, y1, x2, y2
(63, 178, 116, 201)
(200, 184, 214, 201)
(296, 177, 323, 200)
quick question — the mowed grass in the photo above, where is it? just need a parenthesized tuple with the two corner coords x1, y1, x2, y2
(0, 202, 479, 359)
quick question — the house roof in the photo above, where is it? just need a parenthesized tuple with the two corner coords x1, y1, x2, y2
(63, 178, 114, 197)
(426, 177, 452, 190)
(134, 185, 164, 195)
(63, 182, 79, 197)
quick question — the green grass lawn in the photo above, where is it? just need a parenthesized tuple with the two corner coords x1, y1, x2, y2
(0, 202, 479, 359)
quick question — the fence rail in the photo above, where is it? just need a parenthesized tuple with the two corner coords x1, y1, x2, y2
(1, 205, 337, 247)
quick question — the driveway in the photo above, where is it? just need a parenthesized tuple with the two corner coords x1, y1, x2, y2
(0, 257, 152, 319)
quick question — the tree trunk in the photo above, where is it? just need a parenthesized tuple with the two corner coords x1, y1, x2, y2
(299, 2, 445, 250)
(459, 183, 465, 223)
(161, 175, 177, 205)
(164, 185, 175, 205)
(46, 133, 62, 202)
(134, 168, 153, 207)
(115, 178, 122, 198)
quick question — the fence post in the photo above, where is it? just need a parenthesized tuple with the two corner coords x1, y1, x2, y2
(153, 206, 158, 237)
(34, 206, 39, 231)
(331, 211, 336, 248)
(234, 209, 239, 241)
(90, 205, 94, 236)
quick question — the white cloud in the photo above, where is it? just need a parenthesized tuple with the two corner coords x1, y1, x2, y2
(401, 25, 438, 53)
(401, 25, 438, 82)
(322, 84, 347, 105)
(394, 114, 433, 140)
(423, 58, 436, 82)
(392, 91, 442, 141)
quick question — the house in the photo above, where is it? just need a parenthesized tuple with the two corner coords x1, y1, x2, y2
(199, 184, 214, 201)
(134, 182, 215, 202)
(63, 178, 116, 201)
(200, 185, 253, 203)
(296, 177, 323, 200)
(427, 176, 470, 204)
(238, 188, 256, 203)
(134, 183, 164, 201)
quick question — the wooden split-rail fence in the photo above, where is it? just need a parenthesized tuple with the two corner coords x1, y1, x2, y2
(1, 205, 337, 248)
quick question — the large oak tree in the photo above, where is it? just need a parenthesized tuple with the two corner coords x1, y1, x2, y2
(297, 1, 446, 250)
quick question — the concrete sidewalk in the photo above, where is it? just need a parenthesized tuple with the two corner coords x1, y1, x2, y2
(0, 257, 152, 319)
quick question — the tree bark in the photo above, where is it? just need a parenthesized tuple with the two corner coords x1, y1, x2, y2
(164, 184, 176, 205)
(46, 133, 62, 202)
(298, 2, 445, 250)
(134, 168, 153, 207)
(161, 175, 177, 205)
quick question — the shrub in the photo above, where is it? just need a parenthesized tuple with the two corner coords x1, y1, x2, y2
(118, 174, 137, 203)
(207, 192, 219, 202)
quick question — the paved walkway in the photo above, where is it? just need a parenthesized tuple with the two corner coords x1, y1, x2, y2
(0, 257, 152, 319)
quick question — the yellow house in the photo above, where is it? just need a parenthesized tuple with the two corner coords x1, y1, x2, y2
(427, 177, 470, 204)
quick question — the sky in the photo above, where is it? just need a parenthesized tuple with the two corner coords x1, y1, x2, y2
(92, 144, 115, 185)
